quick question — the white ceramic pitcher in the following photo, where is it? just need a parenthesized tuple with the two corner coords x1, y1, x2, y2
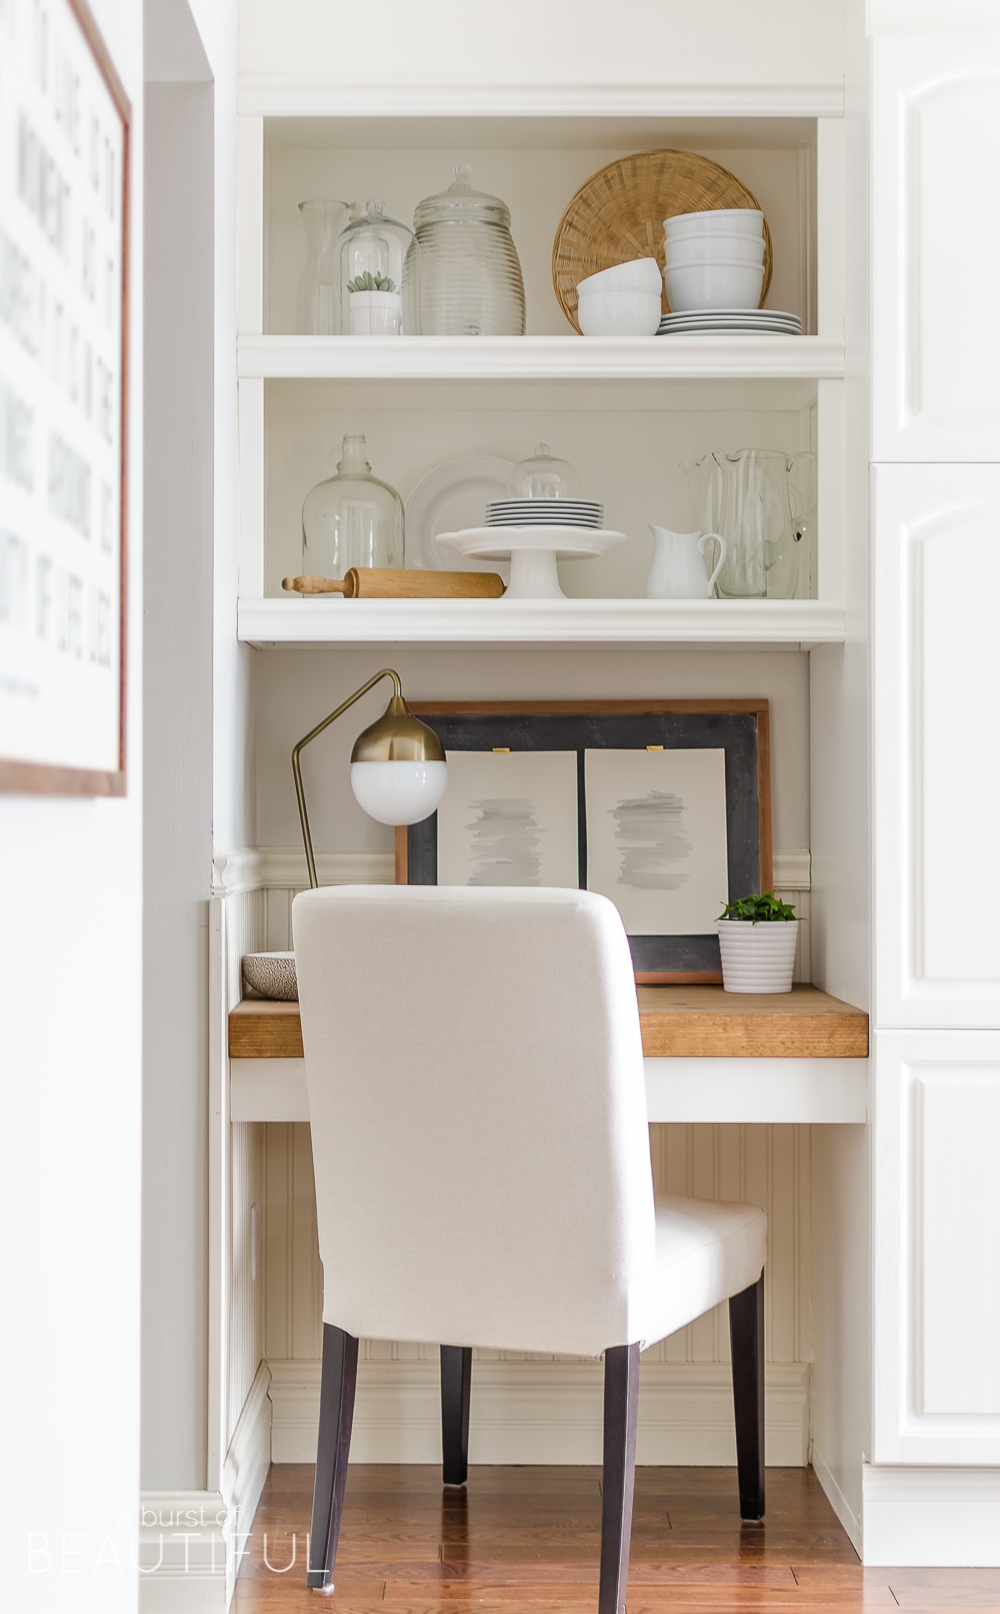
(646, 526, 727, 599)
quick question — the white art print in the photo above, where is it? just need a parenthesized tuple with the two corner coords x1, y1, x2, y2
(585, 749, 729, 934)
(0, 0, 128, 789)
(437, 751, 579, 888)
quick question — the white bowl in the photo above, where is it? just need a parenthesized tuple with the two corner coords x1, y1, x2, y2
(664, 208, 764, 237)
(664, 260, 765, 312)
(664, 231, 765, 267)
(576, 257, 663, 296)
(577, 289, 661, 336)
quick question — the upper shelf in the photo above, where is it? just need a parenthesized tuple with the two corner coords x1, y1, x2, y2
(238, 334, 844, 384)
(238, 597, 845, 648)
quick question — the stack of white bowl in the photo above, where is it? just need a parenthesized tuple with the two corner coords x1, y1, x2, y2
(575, 257, 663, 336)
(663, 209, 765, 312)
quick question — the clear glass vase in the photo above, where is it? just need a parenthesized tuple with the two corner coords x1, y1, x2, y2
(414, 163, 526, 336)
(296, 200, 352, 334)
(302, 436, 405, 581)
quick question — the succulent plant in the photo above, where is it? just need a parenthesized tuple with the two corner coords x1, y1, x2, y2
(347, 271, 397, 294)
(717, 891, 797, 923)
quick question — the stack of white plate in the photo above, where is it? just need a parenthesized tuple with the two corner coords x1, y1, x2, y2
(657, 308, 802, 336)
(486, 498, 603, 529)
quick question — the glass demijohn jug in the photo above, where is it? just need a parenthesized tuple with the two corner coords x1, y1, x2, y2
(302, 436, 405, 581)
(296, 200, 353, 334)
(414, 163, 526, 336)
(336, 198, 420, 335)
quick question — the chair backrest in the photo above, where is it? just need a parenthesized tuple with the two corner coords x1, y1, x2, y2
(292, 884, 656, 1357)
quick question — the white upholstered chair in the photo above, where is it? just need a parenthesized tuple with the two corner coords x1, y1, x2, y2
(293, 884, 767, 1609)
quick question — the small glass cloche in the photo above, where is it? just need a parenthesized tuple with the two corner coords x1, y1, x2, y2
(507, 443, 582, 501)
(302, 435, 404, 581)
(337, 198, 420, 335)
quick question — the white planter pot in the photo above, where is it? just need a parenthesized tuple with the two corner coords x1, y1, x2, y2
(349, 289, 402, 335)
(717, 919, 799, 993)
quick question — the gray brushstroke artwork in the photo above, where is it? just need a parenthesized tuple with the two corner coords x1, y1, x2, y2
(585, 749, 728, 935)
(610, 790, 692, 890)
(436, 751, 579, 889)
(465, 797, 545, 885)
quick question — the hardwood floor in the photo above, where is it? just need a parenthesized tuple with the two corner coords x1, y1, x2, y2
(232, 1465, 1000, 1612)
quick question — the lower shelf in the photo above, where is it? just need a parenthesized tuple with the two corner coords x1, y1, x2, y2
(238, 596, 846, 648)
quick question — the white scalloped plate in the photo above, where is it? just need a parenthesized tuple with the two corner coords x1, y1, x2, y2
(405, 455, 515, 576)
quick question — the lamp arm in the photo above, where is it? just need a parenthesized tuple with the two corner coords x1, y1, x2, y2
(291, 668, 402, 890)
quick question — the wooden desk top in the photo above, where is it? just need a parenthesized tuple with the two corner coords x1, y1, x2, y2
(229, 984, 868, 1061)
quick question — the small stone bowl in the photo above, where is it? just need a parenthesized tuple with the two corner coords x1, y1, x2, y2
(242, 951, 298, 1001)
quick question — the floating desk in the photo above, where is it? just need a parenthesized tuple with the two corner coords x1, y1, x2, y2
(228, 984, 869, 1126)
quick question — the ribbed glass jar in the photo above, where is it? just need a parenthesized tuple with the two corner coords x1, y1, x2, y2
(302, 436, 404, 580)
(414, 164, 526, 337)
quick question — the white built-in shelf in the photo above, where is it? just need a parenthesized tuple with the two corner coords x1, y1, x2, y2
(239, 333, 844, 384)
(238, 596, 845, 648)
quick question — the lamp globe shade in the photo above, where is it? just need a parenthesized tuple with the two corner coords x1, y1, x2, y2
(350, 758, 447, 825)
(349, 694, 447, 825)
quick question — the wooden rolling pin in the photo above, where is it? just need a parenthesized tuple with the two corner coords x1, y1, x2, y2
(282, 568, 505, 599)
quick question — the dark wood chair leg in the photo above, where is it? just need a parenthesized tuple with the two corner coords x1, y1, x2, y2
(440, 1345, 472, 1486)
(599, 1342, 640, 1614)
(729, 1269, 765, 1521)
(307, 1324, 359, 1590)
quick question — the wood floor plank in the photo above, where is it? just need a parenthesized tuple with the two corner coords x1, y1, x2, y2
(228, 1464, 981, 1614)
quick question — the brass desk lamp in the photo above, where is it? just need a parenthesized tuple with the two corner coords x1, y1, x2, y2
(292, 668, 447, 888)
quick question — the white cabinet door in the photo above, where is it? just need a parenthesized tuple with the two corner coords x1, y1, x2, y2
(874, 464, 1000, 1028)
(873, 1030, 1000, 1463)
(872, 37, 1000, 462)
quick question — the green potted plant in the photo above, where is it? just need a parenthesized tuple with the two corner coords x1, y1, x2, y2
(347, 270, 403, 336)
(716, 891, 799, 993)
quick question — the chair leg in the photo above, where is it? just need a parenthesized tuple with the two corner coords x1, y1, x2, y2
(599, 1342, 640, 1614)
(440, 1345, 472, 1486)
(307, 1324, 359, 1591)
(729, 1269, 765, 1521)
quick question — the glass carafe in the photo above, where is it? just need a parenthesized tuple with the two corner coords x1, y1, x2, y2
(302, 436, 404, 581)
(414, 163, 526, 336)
(681, 448, 816, 599)
(296, 200, 353, 334)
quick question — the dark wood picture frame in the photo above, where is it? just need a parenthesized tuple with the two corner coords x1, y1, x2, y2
(395, 700, 772, 983)
(0, 0, 131, 797)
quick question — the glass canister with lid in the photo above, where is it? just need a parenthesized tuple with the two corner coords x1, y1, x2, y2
(302, 435, 405, 581)
(336, 199, 421, 335)
(413, 163, 526, 336)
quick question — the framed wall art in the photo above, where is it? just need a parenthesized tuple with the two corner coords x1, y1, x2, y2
(396, 701, 772, 983)
(0, 0, 131, 795)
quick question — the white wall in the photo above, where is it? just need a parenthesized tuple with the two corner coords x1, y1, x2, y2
(0, 0, 144, 1606)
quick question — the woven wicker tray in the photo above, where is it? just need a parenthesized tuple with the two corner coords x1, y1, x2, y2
(552, 149, 773, 332)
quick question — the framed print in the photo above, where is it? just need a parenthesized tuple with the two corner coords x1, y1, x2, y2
(584, 747, 729, 935)
(0, 0, 131, 795)
(436, 750, 579, 888)
(397, 701, 772, 983)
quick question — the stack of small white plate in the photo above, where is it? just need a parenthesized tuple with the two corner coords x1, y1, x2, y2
(486, 498, 603, 529)
(657, 308, 802, 336)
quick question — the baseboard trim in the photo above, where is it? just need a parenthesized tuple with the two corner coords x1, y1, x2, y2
(139, 1363, 272, 1611)
(810, 1442, 862, 1557)
(268, 1357, 809, 1467)
(862, 1462, 1000, 1567)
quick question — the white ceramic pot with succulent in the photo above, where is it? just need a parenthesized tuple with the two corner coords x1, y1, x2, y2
(716, 892, 799, 993)
(348, 271, 403, 335)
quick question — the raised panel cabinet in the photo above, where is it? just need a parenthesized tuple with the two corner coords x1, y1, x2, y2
(872, 36, 1000, 462)
(873, 1031, 1000, 1464)
(873, 464, 1000, 1027)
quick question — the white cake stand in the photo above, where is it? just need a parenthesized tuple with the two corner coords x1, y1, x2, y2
(436, 526, 627, 600)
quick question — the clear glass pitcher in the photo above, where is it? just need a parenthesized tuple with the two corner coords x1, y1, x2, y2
(296, 200, 353, 334)
(681, 449, 816, 599)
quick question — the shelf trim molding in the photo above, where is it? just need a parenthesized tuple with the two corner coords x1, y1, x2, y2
(239, 333, 845, 382)
(237, 596, 846, 648)
(238, 77, 845, 119)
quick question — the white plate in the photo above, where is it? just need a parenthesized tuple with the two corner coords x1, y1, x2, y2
(660, 307, 801, 322)
(405, 455, 515, 574)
